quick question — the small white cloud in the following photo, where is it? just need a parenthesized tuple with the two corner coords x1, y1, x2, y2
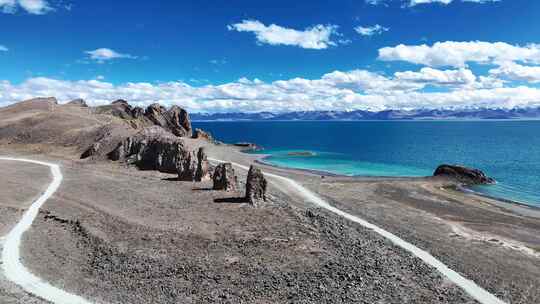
(85, 48, 136, 63)
(355, 24, 389, 36)
(368, 0, 501, 7)
(0, 0, 52, 14)
(0, 45, 8, 52)
(210, 59, 227, 65)
(95, 75, 105, 80)
(228, 19, 341, 50)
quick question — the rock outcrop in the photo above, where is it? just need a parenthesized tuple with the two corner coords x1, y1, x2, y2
(109, 126, 187, 174)
(108, 126, 203, 180)
(213, 163, 238, 191)
(102, 101, 192, 137)
(144, 103, 192, 137)
(433, 164, 495, 185)
(80, 142, 101, 159)
(234, 142, 262, 151)
(108, 99, 145, 121)
(195, 148, 210, 181)
(167, 106, 192, 137)
(66, 98, 88, 107)
(245, 165, 267, 205)
(192, 128, 213, 141)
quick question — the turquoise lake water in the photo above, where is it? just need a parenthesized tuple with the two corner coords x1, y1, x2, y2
(193, 121, 540, 207)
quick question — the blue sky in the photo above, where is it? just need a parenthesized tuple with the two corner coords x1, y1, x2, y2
(1, 0, 540, 112)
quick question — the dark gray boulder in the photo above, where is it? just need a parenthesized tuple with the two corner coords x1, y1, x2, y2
(195, 147, 210, 181)
(245, 165, 267, 205)
(108, 126, 204, 181)
(80, 142, 101, 159)
(177, 149, 198, 181)
(434, 164, 495, 185)
(109, 126, 187, 174)
(213, 163, 238, 191)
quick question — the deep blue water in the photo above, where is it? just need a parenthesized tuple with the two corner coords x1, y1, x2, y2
(193, 121, 540, 207)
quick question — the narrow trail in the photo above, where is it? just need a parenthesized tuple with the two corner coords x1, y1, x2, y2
(0, 157, 93, 304)
(0, 155, 508, 304)
(209, 157, 507, 304)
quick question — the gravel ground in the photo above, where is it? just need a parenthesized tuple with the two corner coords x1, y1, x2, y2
(1, 144, 539, 303)
(0, 160, 53, 304)
(1, 156, 473, 304)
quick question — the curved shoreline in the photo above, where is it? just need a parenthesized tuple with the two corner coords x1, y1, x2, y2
(209, 156, 507, 304)
(250, 151, 540, 214)
(0, 157, 93, 304)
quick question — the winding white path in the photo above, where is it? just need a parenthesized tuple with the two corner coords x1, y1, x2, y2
(209, 157, 507, 304)
(0, 155, 507, 304)
(0, 157, 93, 304)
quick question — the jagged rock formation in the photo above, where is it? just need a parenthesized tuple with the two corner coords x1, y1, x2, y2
(109, 126, 187, 173)
(108, 126, 206, 181)
(108, 99, 144, 120)
(167, 105, 192, 137)
(192, 128, 213, 141)
(98, 101, 192, 137)
(434, 164, 495, 185)
(213, 163, 238, 191)
(245, 165, 267, 205)
(144, 103, 192, 137)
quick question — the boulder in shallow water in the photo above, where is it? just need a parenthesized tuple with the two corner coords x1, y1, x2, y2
(433, 164, 495, 185)
(245, 165, 267, 205)
(213, 163, 238, 191)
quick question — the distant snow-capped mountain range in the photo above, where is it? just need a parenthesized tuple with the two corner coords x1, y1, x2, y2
(191, 108, 540, 121)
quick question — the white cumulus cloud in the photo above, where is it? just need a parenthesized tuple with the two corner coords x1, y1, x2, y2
(227, 20, 341, 50)
(0, 66, 535, 113)
(0, 0, 51, 14)
(355, 24, 389, 36)
(378, 41, 540, 67)
(85, 48, 137, 63)
(489, 62, 540, 83)
(0, 45, 8, 52)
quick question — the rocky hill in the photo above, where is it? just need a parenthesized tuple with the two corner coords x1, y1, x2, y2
(0, 97, 213, 181)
